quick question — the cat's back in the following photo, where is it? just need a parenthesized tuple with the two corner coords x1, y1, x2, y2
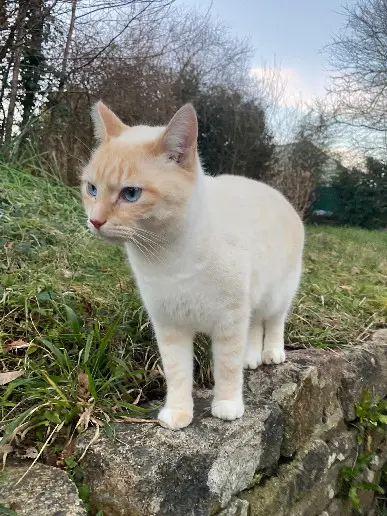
(204, 173, 300, 221)
(204, 173, 304, 255)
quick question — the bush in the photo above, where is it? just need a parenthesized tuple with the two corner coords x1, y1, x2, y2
(333, 157, 387, 229)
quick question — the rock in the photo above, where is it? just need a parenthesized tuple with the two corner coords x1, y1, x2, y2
(218, 498, 249, 516)
(338, 331, 387, 421)
(78, 391, 283, 516)
(240, 431, 358, 516)
(0, 463, 86, 516)
(323, 498, 352, 516)
(76, 332, 387, 516)
(246, 348, 345, 456)
(240, 439, 332, 516)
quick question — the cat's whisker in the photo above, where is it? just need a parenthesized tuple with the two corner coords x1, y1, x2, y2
(109, 224, 171, 246)
(134, 232, 171, 256)
(136, 235, 166, 256)
(130, 236, 152, 264)
(131, 236, 165, 265)
(107, 227, 170, 259)
(133, 227, 172, 245)
(104, 228, 133, 241)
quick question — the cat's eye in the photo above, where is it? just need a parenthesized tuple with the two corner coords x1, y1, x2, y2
(87, 183, 97, 197)
(122, 187, 142, 202)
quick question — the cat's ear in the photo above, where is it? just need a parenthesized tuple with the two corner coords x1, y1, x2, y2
(162, 104, 198, 164)
(91, 101, 126, 142)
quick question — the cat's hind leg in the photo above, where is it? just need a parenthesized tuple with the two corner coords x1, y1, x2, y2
(262, 263, 302, 365)
(244, 313, 264, 370)
(262, 312, 286, 364)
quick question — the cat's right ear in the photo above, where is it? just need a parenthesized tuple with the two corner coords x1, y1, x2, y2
(91, 101, 126, 143)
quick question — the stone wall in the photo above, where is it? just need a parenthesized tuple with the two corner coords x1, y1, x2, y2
(1, 331, 386, 515)
(77, 330, 387, 516)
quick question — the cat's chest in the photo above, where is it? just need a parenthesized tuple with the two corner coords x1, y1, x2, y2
(134, 268, 228, 330)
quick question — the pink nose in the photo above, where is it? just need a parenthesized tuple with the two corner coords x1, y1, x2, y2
(90, 219, 106, 230)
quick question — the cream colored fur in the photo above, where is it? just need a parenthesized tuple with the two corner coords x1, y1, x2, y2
(81, 102, 304, 430)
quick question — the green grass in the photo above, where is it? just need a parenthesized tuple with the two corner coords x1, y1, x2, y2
(289, 225, 387, 348)
(0, 160, 386, 458)
(0, 162, 160, 460)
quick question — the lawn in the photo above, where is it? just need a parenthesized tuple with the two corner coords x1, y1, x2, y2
(1, 160, 386, 459)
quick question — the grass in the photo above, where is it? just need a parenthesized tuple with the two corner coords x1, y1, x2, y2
(1, 160, 387, 461)
(0, 161, 160, 463)
(288, 225, 387, 348)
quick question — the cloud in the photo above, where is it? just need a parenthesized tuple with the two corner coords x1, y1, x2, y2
(249, 66, 321, 109)
(329, 145, 366, 169)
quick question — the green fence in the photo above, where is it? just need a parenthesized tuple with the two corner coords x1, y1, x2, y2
(313, 186, 341, 213)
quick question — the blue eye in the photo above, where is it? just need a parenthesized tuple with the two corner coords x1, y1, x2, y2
(122, 187, 142, 202)
(87, 183, 97, 196)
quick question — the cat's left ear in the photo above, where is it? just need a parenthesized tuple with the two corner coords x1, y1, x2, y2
(91, 101, 126, 143)
(162, 104, 198, 164)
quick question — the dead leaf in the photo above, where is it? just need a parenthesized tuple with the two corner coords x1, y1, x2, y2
(127, 389, 142, 406)
(5, 339, 32, 351)
(132, 391, 142, 406)
(0, 370, 24, 385)
(77, 371, 90, 401)
(0, 444, 13, 471)
(114, 417, 160, 424)
(0, 444, 13, 457)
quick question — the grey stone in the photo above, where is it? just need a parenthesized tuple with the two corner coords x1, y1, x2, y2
(78, 391, 283, 516)
(0, 463, 86, 516)
(240, 429, 360, 516)
(327, 430, 358, 469)
(338, 330, 387, 421)
(76, 333, 387, 516)
(218, 498, 249, 516)
(247, 348, 345, 456)
(324, 498, 352, 516)
(240, 439, 331, 516)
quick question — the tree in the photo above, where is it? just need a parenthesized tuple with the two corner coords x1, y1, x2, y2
(333, 158, 387, 228)
(0, 0, 176, 146)
(20, 0, 47, 130)
(195, 85, 273, 178)
(326, 0, 387, 134)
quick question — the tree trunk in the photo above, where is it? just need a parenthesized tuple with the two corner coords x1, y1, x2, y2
(0, 59, 12, 143)
(4, 44, 23, 145)
(58, 0, 77, 92)
(45, 0, 77, 134)
(20, 0, 45, 132)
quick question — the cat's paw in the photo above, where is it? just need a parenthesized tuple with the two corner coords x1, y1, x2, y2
(211, 400, 244, 421)
(158, 407, 193, 430)
(262, 348, 286, 365)
(243, 349, 262, 369)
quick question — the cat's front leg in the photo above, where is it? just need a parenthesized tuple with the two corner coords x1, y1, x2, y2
(211, 316, 248, 421)
(153, 323, 194, 430)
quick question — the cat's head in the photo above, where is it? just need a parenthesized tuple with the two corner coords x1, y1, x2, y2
(81, 102, 199, 242)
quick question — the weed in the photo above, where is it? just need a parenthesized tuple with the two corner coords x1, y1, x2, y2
(65, 453, 90, 510)
(339, 390, 387, 513)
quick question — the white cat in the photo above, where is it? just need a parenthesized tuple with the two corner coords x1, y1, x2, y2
(81, 101, 304, 430)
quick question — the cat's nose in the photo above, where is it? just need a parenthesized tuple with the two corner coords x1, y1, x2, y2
(90, 219, 106, 230)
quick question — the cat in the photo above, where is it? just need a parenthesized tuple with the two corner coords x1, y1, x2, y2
(81, 101, 304, 430)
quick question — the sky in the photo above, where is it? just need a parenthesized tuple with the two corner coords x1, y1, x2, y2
(176, 0, 357, 107)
